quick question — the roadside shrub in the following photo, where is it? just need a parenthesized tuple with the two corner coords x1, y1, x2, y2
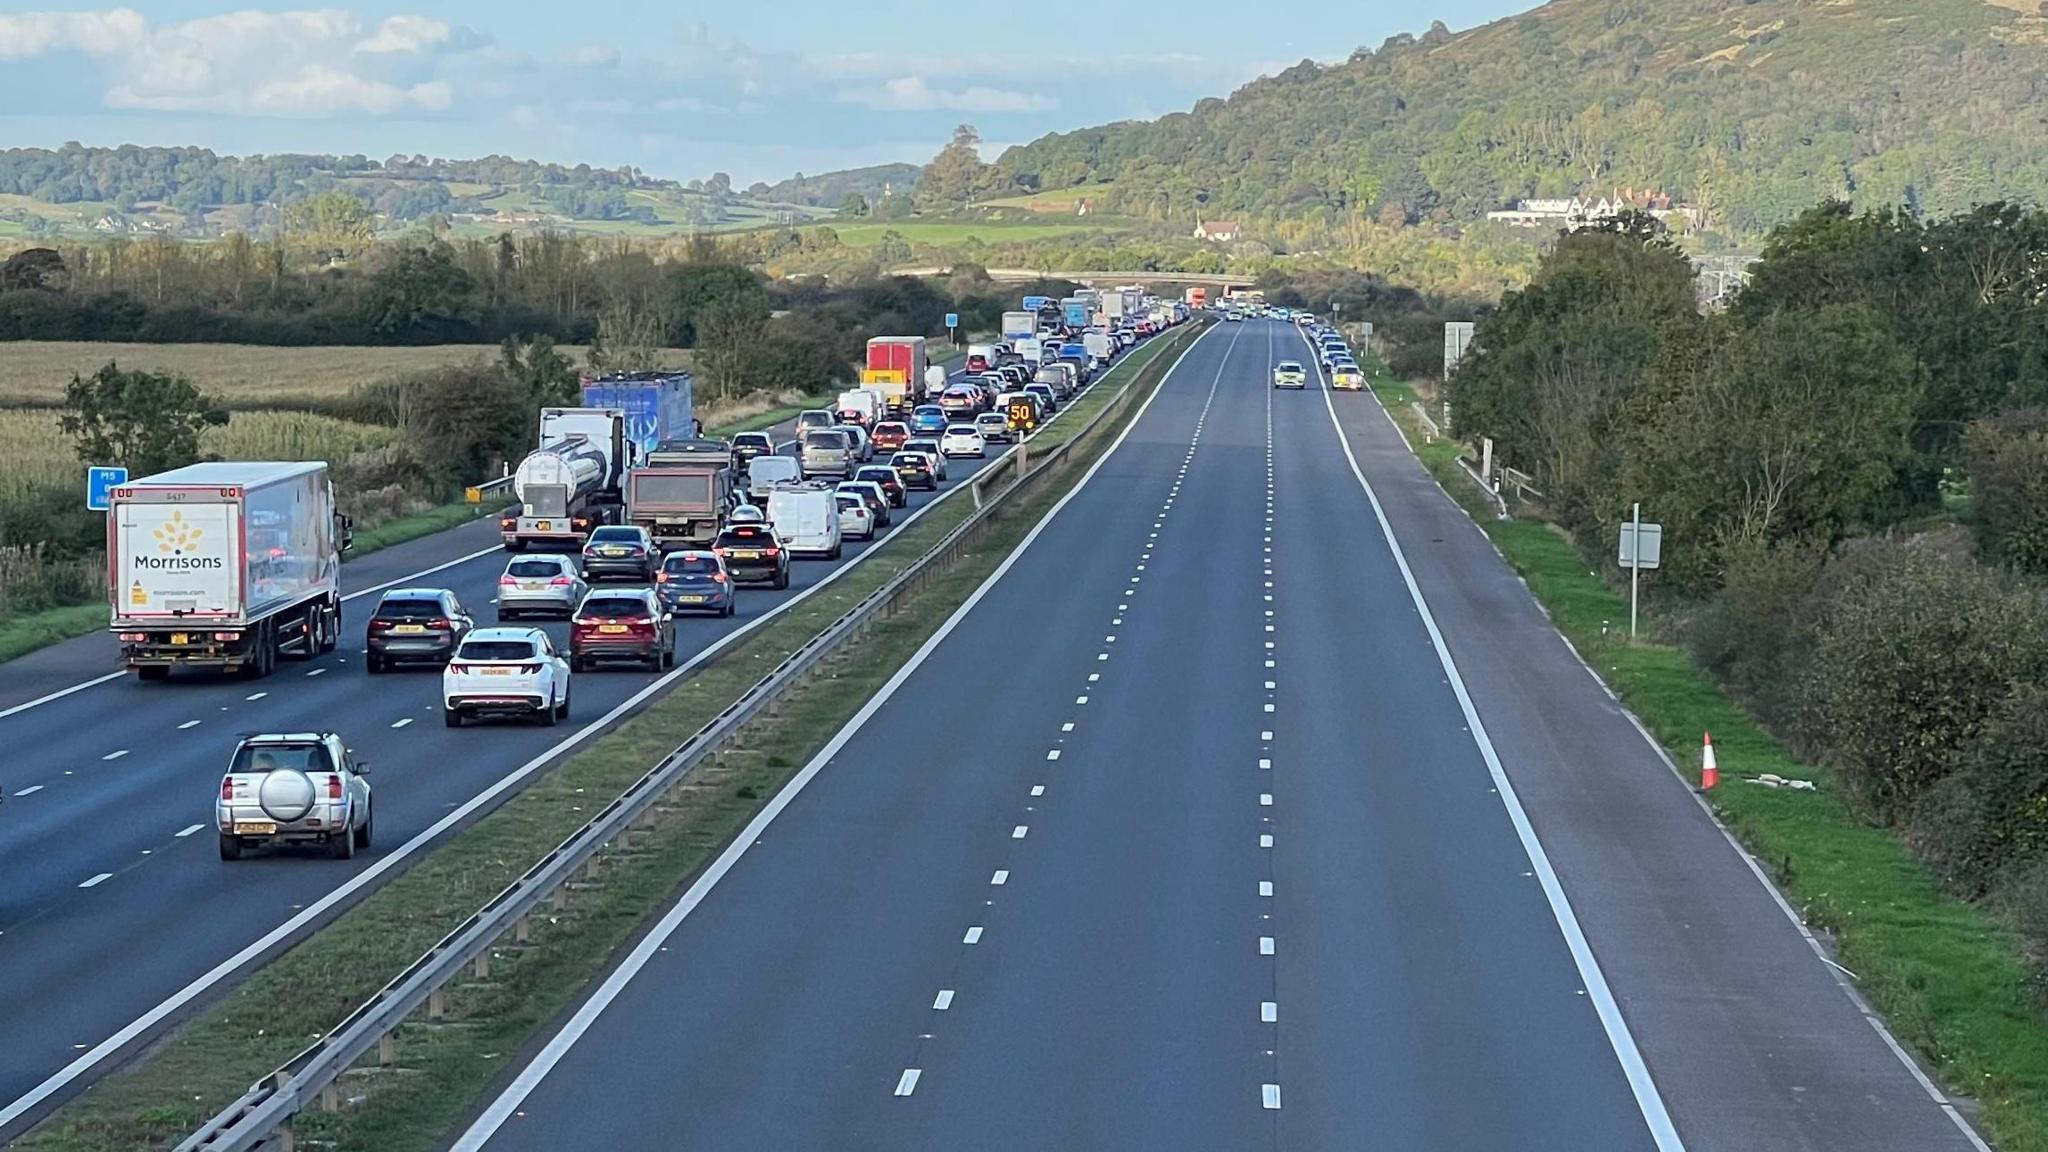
(1687, 536, 1827, 730)
(1964, 407, 2048, 576)
(1912, 685, 2048, 897)
(1800, 536, 2048, 823)
(1997, 856, 2048, 962)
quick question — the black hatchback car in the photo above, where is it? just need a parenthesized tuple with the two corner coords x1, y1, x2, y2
(365, 587, 473, 672)
(710, 523, 790, 589)
(656, 550, 736, 617)
(730, 432, 773, 472)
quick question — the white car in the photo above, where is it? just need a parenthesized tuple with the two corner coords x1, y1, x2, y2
(443, 627, 571, 728)
(903, 440, 949, 480)
(496, 554, 587, 621)
(216, 732, 371, 861)
(940, 424, 986, 458)
(834, 490, 876, 541)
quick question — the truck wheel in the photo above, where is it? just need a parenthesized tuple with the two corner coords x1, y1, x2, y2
(218, 834, 243, 861)
(328, 827, 355, 860)
(137, 665, 169, 683)
(504, 539, 526, 552)
(318, 607, 339, 653)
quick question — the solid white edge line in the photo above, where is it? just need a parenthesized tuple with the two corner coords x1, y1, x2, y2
(449, 321, 1221, 1152)
(0, 405, 1028, 1134)
(1307, 330, 1686, 1152)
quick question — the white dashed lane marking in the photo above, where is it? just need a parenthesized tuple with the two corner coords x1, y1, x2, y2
(933, 990, 955, 1010)
(78, 873, 112, 889)
(391, 717, 414, 729)
(177, 720, 201, 730)
(244, 692, 267, 701)
(963, 926, 984, 944)
(13, 785, 43, 797)
(894, 1069, 922, 1097)
(100, 750, 127, 761)
(175, 824, 204, 837)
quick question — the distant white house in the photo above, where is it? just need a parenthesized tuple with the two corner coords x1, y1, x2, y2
(1487, 188, 1698, 232)
(1194, 220, 1241, 242)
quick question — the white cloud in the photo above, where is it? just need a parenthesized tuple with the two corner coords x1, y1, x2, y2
(4, 8, 469, 118)
(839, 76, 1053, 114)
(354, 15, 450, 55)
(560, 44, 620, 68)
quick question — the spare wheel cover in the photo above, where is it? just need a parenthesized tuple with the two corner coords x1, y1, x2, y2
(258, 769, 317, 822)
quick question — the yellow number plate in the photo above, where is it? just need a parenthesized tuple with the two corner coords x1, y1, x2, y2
(598, 624, 629, 634)
(170, 632, 190, 645)
(733, 550, 760, 559)
(233, 821, 277, 835)
(393, 624, 426, 635)
(535, 520, 553, 532)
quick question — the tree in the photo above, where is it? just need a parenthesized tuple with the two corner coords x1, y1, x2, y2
(283, 191, 375, 261)
(501, 333, 580, 409)
(61, 363, 228, 476)
(1964, 408, 2048, 576)
(837, 192, 869, 218)
(670, 262, 767, 346)
(0, 247, 66, 292)
(584, 302, 670, 373)
(914, 125, 993, 213)
(359, 241, 481, 339)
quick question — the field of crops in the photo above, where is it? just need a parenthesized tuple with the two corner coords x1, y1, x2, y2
(0, 409, 397, 497)
(0, 343, 691, 408)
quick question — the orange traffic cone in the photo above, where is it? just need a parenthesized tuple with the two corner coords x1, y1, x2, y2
(1700, 732, 1720, 791)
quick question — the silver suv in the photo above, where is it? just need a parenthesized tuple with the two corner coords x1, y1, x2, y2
(800, 428, 855, 480)
(216, 732, 372, 861)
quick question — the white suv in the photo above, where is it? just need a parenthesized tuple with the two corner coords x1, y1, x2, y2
(216, 732, 372, 861)
(443, 627, 571, 728)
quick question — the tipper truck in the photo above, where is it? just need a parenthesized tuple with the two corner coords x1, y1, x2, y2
(504, 407, 628, 551)
(863, 337, 926, 417)
(626, 438, 738, 550)
(109, 461, 352, 681)
(580, 372, 697, 464)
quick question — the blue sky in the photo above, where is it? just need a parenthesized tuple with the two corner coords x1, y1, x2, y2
(0, 2, 1528, 184)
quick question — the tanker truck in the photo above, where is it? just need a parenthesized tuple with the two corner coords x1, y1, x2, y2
(502, 407, 628, 551)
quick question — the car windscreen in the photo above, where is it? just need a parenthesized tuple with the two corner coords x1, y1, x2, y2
(589, 527, 640, 542)
(858, 468, 896, 483)
(662, 554, 721, 574)
(804, 431, 845, 450)
(891, 454, 927, 467)
(835, 495, 865, 512)
(375, 597, 442, 618)
(947, 426, 978, 435)
(579, 597, 651, 619)
(632, 473, 713, 506)
(457, 640, 539, 662)
(231, 743, 332, 774)
(1277, 362, 1302, 372)
(733, 433, 771, 447)
(875, 424, 907, 437)
(719, 526, 774, 544)
(507, 560, 564, 579)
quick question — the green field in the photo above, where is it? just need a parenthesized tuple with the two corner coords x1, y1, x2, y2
(0, 342, 690, 408)
(979, 185, 1109, 212)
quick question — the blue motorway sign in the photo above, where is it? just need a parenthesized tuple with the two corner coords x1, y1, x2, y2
(944, 312, 959, 329)
(86, 465, 127, 511)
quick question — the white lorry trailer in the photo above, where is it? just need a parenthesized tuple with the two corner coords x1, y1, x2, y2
(504, 407, 628, 551)
(109, 461, 352, 680)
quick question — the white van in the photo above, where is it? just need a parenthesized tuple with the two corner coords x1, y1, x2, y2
(766, 484, 843, 560)
(746, 454, 801, 501)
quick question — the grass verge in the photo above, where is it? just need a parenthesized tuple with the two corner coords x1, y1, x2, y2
(16, 324, 1199, 1152)
(1370, 373, 2048, 1152)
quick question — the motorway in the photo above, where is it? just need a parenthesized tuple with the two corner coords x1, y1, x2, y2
(0, 361, 1058, 1135)
(449, 319, 1986, 1152)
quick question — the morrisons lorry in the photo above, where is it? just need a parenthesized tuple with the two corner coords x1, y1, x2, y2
(109, 461, 352, 680)
(626, 438, 738, 550)
(863, 337, 926, 416)
(580, 372, 697, 465)
(504, 407, 628, 551)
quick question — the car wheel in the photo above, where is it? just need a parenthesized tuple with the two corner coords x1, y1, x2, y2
(775, 567, 790, 590)
(830, 543, 843, 560)
(444, 708, 463, 728)
(329, 826, 355, 860)
(538, 697, 558, 726)
(725, 600, 737, 617)
(218, 833, 243, 861)
(366, 653, 385, 675)
(556, 687, 571, 721)
(570, 656, 586, 674)
(355, 802, 373, 849)
(495, 609, 513, 624)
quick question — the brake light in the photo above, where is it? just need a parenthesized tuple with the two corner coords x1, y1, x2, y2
(710, 571, 726, 583)
(550, 575, 573, 586)
(368, 619, 394, 631)
(655, 571, 669, 583)
(327, 774, 342, 800)
(427, 618, 451, 630)
(763, 547, 780, 556)
(221, 778, 234, 801)
(499, 574, 519, 586)
(520, 663, 541, 674)
(119, 632, 146, 642)
(213, 631, 240, 641)
(448, 663, 468, 675)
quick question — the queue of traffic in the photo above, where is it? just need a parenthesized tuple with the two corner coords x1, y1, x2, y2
(185, 288, 1183, 862)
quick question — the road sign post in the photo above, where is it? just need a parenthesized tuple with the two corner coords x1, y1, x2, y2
(86, 466, 127, 511)
(1617, 503, 1664, 639)
(944, 312, 958, 347)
